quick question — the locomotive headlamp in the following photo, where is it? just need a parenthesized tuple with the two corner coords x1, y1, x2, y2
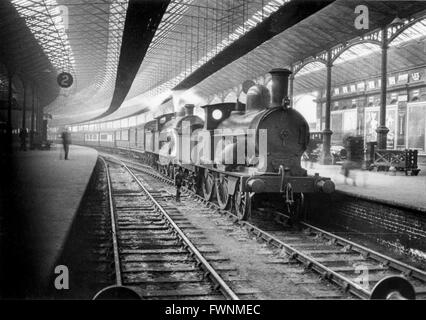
(212, 109, 223, 120)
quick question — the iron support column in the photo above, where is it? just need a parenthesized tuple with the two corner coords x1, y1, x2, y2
(30, 85, 35, 148)
(22, 81, 26, 130)
(377, 28, 389, 149)
(321, 52, 333, 164)
(36, 93, 41, 135)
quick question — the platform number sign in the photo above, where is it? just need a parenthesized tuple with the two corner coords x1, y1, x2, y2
(57, 72, 73, 88)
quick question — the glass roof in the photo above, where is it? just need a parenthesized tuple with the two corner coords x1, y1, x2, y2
(11, 0, 75, 73)
(79, 5, 426, 129)
(17, 1, 425, 129)
(11, 0, 289, 125)
(71, 0, 290, 128)
(125, 0, 290, 102)
(40, 0, 129, 123)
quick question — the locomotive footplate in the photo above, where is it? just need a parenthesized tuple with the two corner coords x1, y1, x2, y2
(243, 167, 335, 195)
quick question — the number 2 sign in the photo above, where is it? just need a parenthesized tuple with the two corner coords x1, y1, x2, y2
(57, 72, 73, 88)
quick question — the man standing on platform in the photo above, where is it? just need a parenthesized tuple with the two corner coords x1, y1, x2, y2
(61, 127, 71, 160)
(174, 167, 184, 202)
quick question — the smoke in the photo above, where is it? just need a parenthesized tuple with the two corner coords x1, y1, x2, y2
(172, 89, 207, 114)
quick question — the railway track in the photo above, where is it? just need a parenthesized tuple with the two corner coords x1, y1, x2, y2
(100, 151, 426, 300)
(97, 156, 258, 300)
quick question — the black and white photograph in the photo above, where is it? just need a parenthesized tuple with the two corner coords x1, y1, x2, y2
(0, 0, 425, 311)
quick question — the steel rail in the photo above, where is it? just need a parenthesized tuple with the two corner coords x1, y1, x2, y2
(242, 222, 372, 298)
(100, 157, 123, 286)
(118, 160, 239, 301)
(282, 212, 426, 282)
(99, 151, 425, 299)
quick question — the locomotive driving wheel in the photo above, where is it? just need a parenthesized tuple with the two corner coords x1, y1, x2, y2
(202, 170, 215, 201)
(234, 190, 251, 220)
(215, 174, 231, 210)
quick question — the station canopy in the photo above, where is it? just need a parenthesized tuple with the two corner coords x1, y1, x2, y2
(190, 1, 426, 100)
(6, 0, 426, 127)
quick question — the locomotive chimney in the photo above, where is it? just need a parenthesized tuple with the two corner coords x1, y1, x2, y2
(269, 68, 292, 108)
(184, 104, 194, 116)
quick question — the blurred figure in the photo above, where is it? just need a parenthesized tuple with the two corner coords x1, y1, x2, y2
(340, 134, 364, 186)
(61, 128, 71, 160)
(342, 159, 357, 186)
(174, 167, 183, 202)
(19, 128, 27, 151)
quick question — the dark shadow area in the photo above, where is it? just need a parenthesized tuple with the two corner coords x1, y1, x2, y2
(46, 160, 114, 299)
(0, 152, 38, 298)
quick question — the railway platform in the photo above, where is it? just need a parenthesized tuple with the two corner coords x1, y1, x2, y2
(0, 144, 98, 297)
(305, 162, 426, 212)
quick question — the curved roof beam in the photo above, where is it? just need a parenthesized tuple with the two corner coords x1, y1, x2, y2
(333, 41, 381, 65)
(388, 17, 426, 46)
(83, 0, 170, 123)
(293, 58, 327, 77)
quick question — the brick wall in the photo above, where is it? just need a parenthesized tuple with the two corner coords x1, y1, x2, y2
(306, 192, 426, 257)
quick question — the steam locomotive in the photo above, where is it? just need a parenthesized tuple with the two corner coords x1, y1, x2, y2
(73, 68, 335, 220)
